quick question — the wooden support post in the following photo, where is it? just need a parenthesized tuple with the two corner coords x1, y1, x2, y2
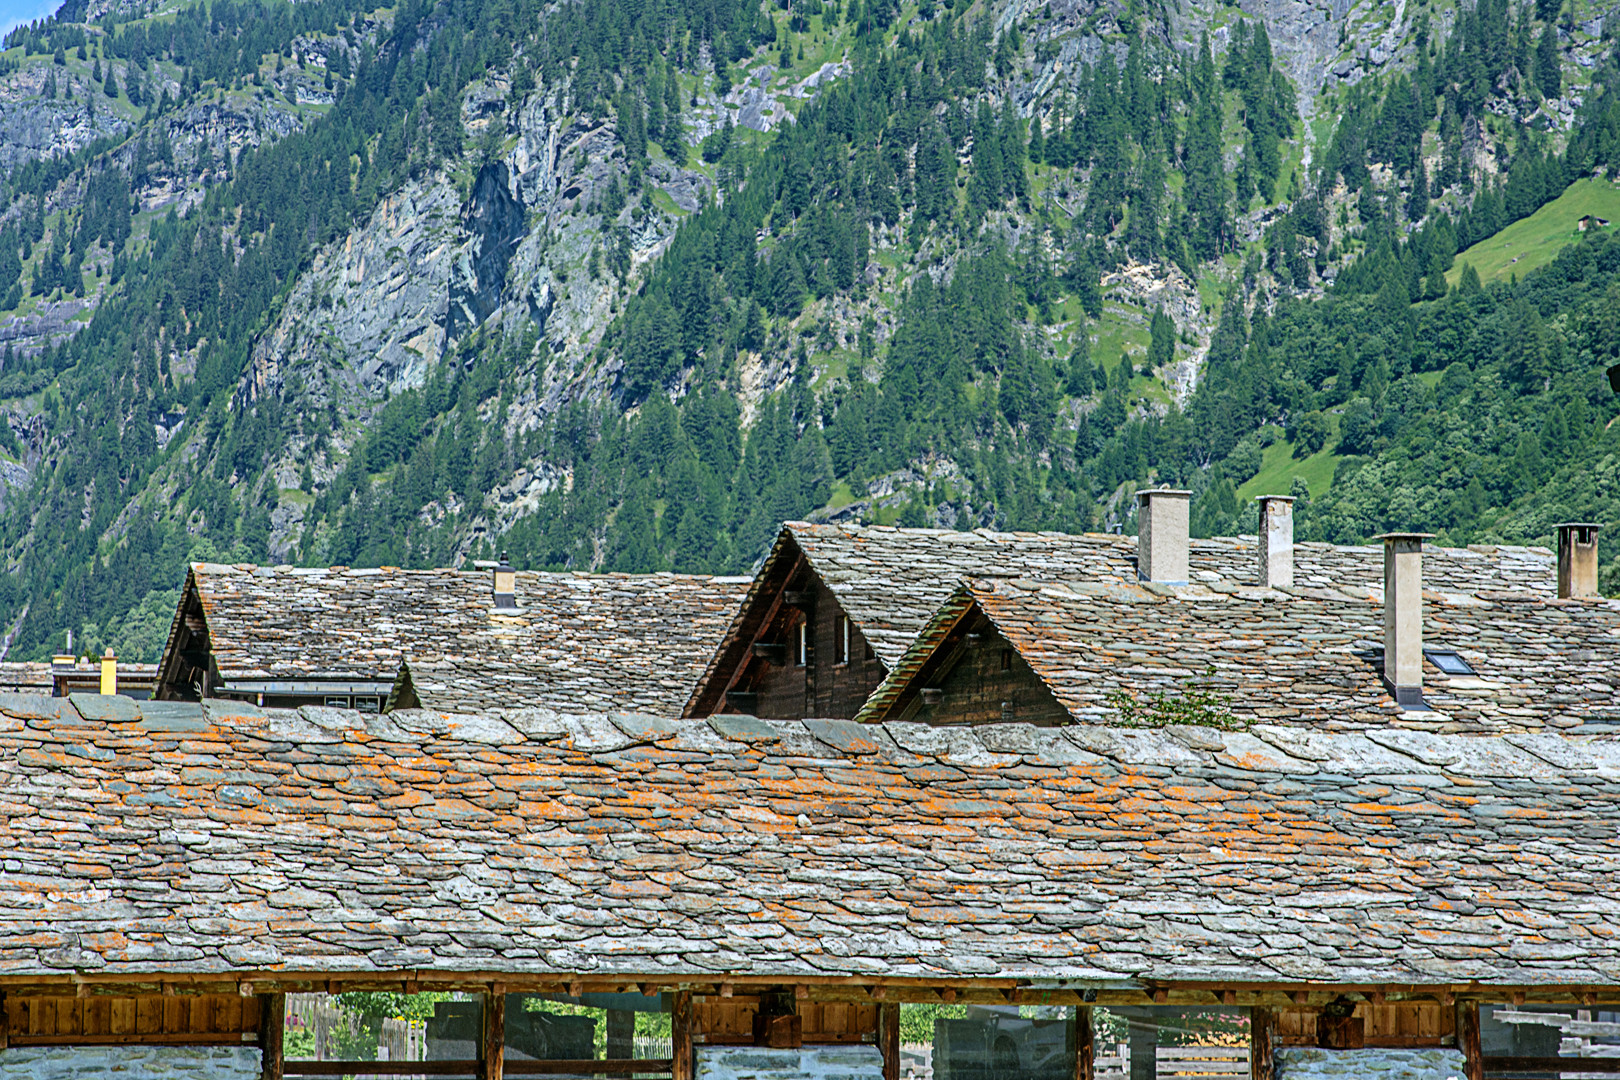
(672, 990, 694, 1080)
(1076, 1006, 1094, 1080)
(878, 1002, 900, 1080)
(258, 993, 285, 1080)
(1250, 1007, 1274, 1080)
(482, 987, 505, 1080)
(0, 991, 9, 1052)
(1457, 1001, 1484, 1080)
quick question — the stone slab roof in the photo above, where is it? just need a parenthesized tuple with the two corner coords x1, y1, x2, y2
(176, 564, 749, 714)
(705, 523, 1559, 672)
(0, 664, 51, 691)
(855, 578, 1620, 733)
(684, 524, 1560, 717)
(3, 691, 1618, 988)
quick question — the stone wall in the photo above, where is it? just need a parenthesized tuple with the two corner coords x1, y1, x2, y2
(0, 1046, 261, 1079)
(696, 1043, 884, 1080)
(1275, 1046, 1467, 1080)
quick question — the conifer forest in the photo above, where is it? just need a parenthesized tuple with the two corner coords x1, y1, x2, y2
(1, 0, 1620, 659)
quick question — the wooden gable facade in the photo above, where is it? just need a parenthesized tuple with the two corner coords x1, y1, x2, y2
(154, 569, 216, 703)
(869, 600, 1069, 726)
(686, 534, 887, 720)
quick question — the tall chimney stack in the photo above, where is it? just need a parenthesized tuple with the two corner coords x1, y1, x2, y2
(1555, 523, 1601, 599)
(1136, 489, 1191, 584)
(1378, 533, 1432, 707)
(1256, 496, 1295, 588)
(100, 648, 118, 697)
(493, 551, 517, 610)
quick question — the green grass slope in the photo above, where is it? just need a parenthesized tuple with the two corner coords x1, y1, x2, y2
(1236, 433, 1339, 503)
(1449, 178, 1620, 285)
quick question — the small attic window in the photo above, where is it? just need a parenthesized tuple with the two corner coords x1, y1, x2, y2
(1426, 649, 1476, 676)
(835, 614, 850, 665)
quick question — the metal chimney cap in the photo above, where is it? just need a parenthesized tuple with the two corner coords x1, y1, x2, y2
(1254, 495, 1296, 503)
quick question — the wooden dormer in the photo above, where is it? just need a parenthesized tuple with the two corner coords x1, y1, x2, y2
(685, 530, 884, 720)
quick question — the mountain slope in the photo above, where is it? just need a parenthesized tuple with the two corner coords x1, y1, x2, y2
(1, 0, 1619, 662)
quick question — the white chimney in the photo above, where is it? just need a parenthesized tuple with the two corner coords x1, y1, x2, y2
(492, 551, 517, 610)
(1378, 533, 1431, 707)
(1556, 523, 1601, 599)
(1256, 496, 1295, 588)
(1136, 489, 1191, 584)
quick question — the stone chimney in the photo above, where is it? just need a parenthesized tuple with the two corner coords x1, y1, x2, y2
(1136, 489, 1191, 584)
(1378, 533, 1432, 707)
(493, 552, 517, 610)
(1556, 523, 1601, 599)
(99, 648, 118, 697)
(1256, 496, 1295, 588)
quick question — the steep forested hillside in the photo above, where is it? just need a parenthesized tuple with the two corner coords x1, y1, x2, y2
(1, 0, 1619, 661)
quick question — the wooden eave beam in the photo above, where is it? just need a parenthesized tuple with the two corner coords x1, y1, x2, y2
(878, 604, 983, 723)
(10, 972, 1617, 1008)
(716, 551, 806, 706)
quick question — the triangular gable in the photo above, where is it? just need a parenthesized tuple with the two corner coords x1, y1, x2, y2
(386, 660, 420, 712)
(852, 582, 1071, 726)
(683, 526, 821, 717)
(154, 566, 214, 701)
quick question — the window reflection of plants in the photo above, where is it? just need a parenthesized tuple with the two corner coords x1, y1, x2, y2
(519, 998, 672, 1058)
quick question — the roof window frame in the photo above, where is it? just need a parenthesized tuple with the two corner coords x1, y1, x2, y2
(1423, 648, 1477, 676)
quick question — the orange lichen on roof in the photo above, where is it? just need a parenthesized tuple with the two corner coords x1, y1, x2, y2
(857, 576, 1620, 732)
(0, 693, 1618, 987)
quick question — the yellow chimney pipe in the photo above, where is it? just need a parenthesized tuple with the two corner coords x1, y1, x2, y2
(100, 648, 117, 696)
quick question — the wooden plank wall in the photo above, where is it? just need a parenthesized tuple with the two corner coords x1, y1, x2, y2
(911, 625, 1071, 726)
(747, 577, 885, 721)
(3, 994, 262, 1046)
(1275, 1002, 1454, 1047)
(695, 997, 877, 1045)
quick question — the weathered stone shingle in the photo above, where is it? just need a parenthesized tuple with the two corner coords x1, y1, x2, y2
(857, 578, 1620, 732)
(2, 693, 1616, 988)
(173, 564, 750, 715)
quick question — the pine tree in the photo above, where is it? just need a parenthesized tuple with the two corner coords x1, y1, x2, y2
(999, 100, 1028, 202)
(1408, 157, 1430, 222)
(1184, 36, 1230, 260)
(1066, 324, 1094, 397)
(967, 100, 1003, 219)
(1147, 307, 1175, 372)
(1125, 137, 1163, 264)
(914, 120, 956, 224)
(1535, 26, 1560, 99)
(662, 66, 686, 164)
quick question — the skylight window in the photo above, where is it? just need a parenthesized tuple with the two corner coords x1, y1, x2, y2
(1425, 649, 1476, 676)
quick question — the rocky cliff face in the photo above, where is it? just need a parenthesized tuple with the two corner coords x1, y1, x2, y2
(447, 162, 527, 341)
(0, 66, 130, 172)
(0, 0, 1597, 583)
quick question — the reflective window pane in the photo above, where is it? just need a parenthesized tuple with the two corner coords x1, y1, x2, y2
(508, 992, 672, 1072)
(1094, 1006, 1249, 1080)
(283, 991, 479, 1076)
(899, 1004, 1077, 1080)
